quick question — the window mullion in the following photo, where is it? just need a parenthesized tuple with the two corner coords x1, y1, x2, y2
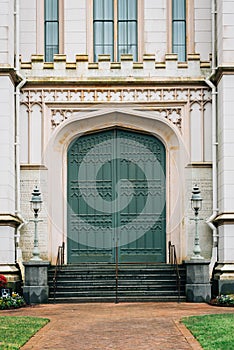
(93, 0, 137, 62)
(114, 0, 118, 61)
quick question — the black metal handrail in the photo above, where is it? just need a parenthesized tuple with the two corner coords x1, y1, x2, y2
(53, 242, 65, 303)
(168, 241, 181, 303)
(115, 243, 119, 304)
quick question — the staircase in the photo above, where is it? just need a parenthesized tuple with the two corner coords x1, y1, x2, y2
(48, 263, 186, 303)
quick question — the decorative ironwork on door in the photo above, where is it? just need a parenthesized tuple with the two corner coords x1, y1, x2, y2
(67, 129, 166, 263)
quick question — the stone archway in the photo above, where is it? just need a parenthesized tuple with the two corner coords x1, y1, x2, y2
(45, 109, 186, 264)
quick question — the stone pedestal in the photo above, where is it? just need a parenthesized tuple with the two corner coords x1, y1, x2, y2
(212, 262, 234, 295)
(184, 260, 211, 302)
(23, 261, 50, 304)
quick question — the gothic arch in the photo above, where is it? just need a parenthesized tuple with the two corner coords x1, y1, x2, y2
(44, 108, 188, 263)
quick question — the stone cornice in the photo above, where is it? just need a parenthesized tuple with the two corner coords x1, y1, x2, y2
(214, 213, 234, 226)
(19, 78, 210, 87)
(0, 66, 21, 84)
(213, 65, 234, 84)
(0, 214, 23, 228)
(186, 162, 212, 168)
(20, 164, 48, 170)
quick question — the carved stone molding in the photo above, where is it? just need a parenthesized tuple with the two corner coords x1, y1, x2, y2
(21, 87, 211, 104)
(51, 110, 73, 128)
(20, 87, 211, 131)
(49, 107, 182, 129)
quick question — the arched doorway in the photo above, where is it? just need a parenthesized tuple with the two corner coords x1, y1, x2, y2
(67, 128, 166, 264)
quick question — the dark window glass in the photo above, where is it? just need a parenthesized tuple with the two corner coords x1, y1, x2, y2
(45, 0, 59, 62)
(93, 0, 137, 62)
(172, 0, 186, 61)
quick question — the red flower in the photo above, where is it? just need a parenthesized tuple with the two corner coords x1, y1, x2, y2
(0, 274, 7, 288)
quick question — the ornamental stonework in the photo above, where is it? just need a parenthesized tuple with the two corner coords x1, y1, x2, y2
(20, 87, 211, 131)
(20, 87, 211, 104)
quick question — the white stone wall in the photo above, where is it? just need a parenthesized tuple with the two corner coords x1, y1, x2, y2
(0, 227, 15, 264)
(19, 0, 37, 61)
(218, 225, 234, 261)
(217, 0, 234, 65)
(20, 169, 49, 261)
(216, 0, 234, 263)
(0, 0, 14, 65)
(218, 75, 234, 213)
(18, 0, 213, 62)
(217, 74, 234, 261)
(144, 0, 167, 60)
(0, 76, 15, 213)
(194, 0, 212, 61)
(64, 0, 87, 61)
(185, 166, 213, 259)
(0, 75, 15, 265)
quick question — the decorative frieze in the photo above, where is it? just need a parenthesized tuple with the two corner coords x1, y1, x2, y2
(20, 86, 211, 131)
(21, 87, 211, 104)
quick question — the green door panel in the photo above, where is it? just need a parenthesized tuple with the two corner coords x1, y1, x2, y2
(67, 128, 166, 263)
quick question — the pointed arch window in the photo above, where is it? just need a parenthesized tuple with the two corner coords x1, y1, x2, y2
(93, 0, 138, 62)
(172, 0, 186, 61)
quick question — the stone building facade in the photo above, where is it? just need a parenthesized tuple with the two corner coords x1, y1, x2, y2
(0, 0, 234, 292)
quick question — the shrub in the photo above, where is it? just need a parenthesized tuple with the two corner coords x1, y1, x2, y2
(0, 293, 26, 310)
(215, 294, 234, 305)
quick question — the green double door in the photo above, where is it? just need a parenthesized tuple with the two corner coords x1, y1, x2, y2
(67, 129, 166, 263)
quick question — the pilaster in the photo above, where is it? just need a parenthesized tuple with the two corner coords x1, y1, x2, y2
(0, 73, 19, 265)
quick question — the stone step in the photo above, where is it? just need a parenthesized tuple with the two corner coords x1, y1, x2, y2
(50, 289, 182, 297)
(48, 283, 182, 292)
(48, 295, 187, 303)
(48, 267, 184, 275)
(49, 264, 184, 273)
(49, 269, 185, 275)
(49, 275, 183, 282)
(48, 279, 184, 286)
(48, 263, 186, 303)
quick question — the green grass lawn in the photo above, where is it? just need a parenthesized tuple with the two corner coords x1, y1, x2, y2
(182, 313, 234, 350)
(0, 316, 49, 350)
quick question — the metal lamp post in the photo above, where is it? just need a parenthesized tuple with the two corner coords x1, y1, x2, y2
(30, 186, 43, 261)
(190, 184, 204, 260)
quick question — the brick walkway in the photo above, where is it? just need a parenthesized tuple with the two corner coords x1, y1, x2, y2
(1, 302, 234, 349)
